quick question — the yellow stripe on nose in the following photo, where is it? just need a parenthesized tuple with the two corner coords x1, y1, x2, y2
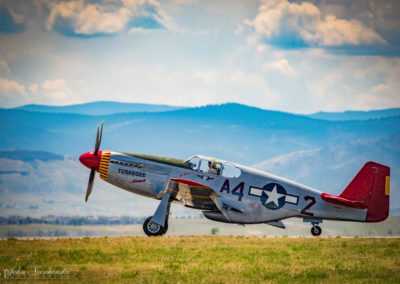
(385, 176, 390, 196)
(99, 151, 111, 181)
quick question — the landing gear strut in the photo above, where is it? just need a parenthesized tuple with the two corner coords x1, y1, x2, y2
(143, 202, 170, 237)
(311, 223, 322, 236)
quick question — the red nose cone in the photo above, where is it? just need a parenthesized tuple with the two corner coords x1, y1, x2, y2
(79, 151, 102, 170)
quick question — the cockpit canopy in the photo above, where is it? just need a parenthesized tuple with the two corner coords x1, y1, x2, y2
(185, 156, 241, 178)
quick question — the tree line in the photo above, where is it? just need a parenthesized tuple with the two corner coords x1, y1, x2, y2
(0, 215, 146, 225)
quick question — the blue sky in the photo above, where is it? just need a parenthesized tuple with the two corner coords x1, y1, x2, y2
(0, 0, 399, 113)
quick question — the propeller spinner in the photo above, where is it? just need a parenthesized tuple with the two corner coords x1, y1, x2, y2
(79, 121, 104, 202)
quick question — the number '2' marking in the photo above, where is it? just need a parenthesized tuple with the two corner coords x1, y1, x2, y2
(301, 196, 316, 216)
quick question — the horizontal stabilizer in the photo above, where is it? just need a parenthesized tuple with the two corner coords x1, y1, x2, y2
(321, 161, 390, 222)
(321, 193, 367, 209)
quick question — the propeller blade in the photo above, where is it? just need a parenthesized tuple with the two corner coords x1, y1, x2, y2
(94, 125, 100, 155)
(98, 121, 103, 151)
(85, 122, 104, 202)
(85, 168, 95, 202)
(94, 121, 104, 156)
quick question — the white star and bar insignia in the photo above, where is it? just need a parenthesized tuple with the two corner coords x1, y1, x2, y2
(249, 183, 299, 210)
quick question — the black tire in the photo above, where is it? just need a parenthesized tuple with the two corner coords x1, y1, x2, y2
(311, 225, 322, 236)
(143, 216, 167, 236)
(160, 222, 168, 235)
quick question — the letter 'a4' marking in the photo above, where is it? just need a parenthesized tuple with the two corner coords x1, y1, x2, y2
(232, 182, 244, 201)
(220, 179, 244, 201)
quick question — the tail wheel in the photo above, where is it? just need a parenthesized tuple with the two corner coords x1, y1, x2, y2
(143, 216, 168, 236)
(311, 225, 322, 236)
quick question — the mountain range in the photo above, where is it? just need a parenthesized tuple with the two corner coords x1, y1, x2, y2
(14, 101, 184, 115)
(0, 102, 399, 217)
(13, 101, 400, 120)
(308, 108, 400, 121)
(253, 131, 400, 204)
(2, 103, 400, 165)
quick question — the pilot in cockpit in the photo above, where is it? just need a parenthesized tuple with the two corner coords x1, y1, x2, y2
(208, 161, 221, 175)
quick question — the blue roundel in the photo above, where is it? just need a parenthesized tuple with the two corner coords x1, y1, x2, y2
(260, 183, 287, 210)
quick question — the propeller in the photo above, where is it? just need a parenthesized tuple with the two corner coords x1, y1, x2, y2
(85, 168, 95, 202)
(85, 121, 104, 202)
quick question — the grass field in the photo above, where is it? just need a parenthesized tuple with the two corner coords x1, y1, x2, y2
(0, 237, 399, 283)
(2, 217, 400, 237)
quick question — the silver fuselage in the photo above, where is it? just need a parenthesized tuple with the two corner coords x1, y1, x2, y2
(99, 151, 367, 224)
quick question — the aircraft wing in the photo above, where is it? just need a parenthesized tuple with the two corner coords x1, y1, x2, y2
(166, 178, 216, 210)
(166, 178, 246, 214)
(265, 220, 285, 229)
(166, 178, 278, 225)
(210, 192, 247, 213)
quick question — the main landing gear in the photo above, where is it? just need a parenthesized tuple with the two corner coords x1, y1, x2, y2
(143, 202, 171, 237)
(311, 223, 322, 236)
(143, 216, 168, 236)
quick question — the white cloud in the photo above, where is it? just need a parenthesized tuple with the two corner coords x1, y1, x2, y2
(0, 60, 10, 76)
(39, 79, 79, 103)
(371, 84, 391, 93)
(352, 92, 397, 111)
(234, 24, 245, 35)
(310, 0, 400, 39)
(0, 0, 398, 114)
(5, 4, 25, 24)
(193, 69, 218, 84)
(262, 58, 294, 75)
(88, 63, 280, 110)
(128, 27, 151, 34)
(0, 75, 84, 108)
(317, 15, 385, 46)
(172, 0, 199, 4)
(0, 77, 26, 96)
(0, 77, 28, 107)
(45, 0, 174, 35)
(246, 0, 386, 47)
(304, 56, 400, 112)
(28, 83, 38, 93)
(41, 79, 67, 91)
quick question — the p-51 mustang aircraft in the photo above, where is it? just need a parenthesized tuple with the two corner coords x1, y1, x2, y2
(79, 122, 390, 236)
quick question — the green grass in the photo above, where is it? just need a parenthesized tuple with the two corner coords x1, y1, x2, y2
(0, 237, 399, 283)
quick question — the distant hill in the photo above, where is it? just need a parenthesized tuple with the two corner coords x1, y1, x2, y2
(0, 150, 64, 162)
(1, 103, 400, 165)
(14, 101, 400, 120)
(308, 108, 400, 121)
(253, 131, 400, 211)
(0, 154, 163, 217)
(14, 101, 185, 115)
(0, 103, 399, 218)
(0, 134, 399, 218)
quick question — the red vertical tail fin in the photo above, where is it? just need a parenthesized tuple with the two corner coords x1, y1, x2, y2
(339, 161, 390, 222)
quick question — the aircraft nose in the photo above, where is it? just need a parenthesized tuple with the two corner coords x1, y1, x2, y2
(79, 151, 102, 170)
